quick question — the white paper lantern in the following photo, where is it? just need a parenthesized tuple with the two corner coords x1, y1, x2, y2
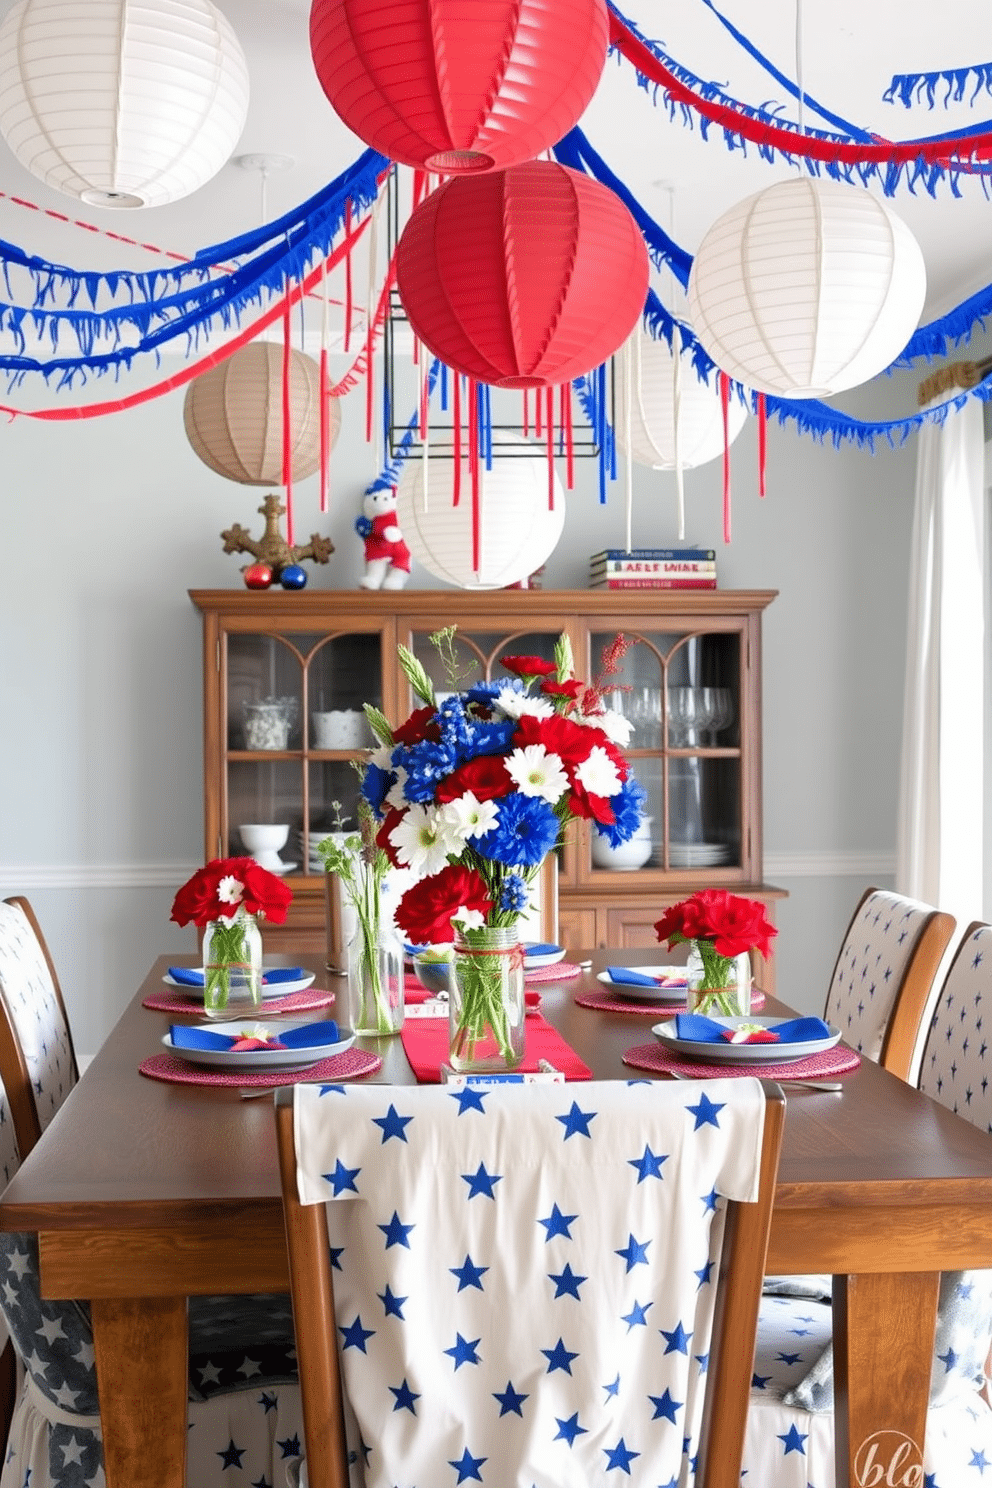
(615, 327, 747, 469)
(184, 343, 338, 485)
(0, 0, 250, 209)
(687, 177, 926, 398)
(397, 434, 565, 590)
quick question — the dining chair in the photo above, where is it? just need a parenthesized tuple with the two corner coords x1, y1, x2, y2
(0, 897, 79, 1152)
(743, 921, 992, 1486)
(822, 885, 955, 1080)
(275, 1075, 785, 1488)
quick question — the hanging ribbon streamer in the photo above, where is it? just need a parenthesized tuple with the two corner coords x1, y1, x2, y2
(671, 324, 685, 541)
(469, 378, 481, 575)
(719, 372, 731, 544)
(561, 382, 574, 490)
(343, 198, 353, 355)
(452, 373, 462, 506)
(282, 281, 294, 548)
(546, 386, 555, 510)
(319, 254, 330, 514)
(623, 339, 634, 552)
(757, 392, 767, 497)
(884, 63, 992, 110)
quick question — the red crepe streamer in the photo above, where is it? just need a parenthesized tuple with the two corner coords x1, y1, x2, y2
(757, 392, 767, 498)
(0, 214, 373, 424)
(607, 9, 992, 168)
(282, 287, 294, 547)
(561, 381, 574, 490)
(419, 357, 430, 441)
(319, 345, 330, 514)
(720, 371, 731, 545)
(546, 385, 554, 509)
(343, 199, 353, 354)
(522, 387, 529, 438)
(535, 384, 542, 439)
(469, 378, 480, 573)
(452, 371, 461, 506)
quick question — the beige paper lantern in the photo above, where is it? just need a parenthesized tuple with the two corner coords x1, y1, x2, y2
(0, 0, 250, 209)
(615, 327, 747, 469)
(397, 434, 565, 589)
(687, 177, 926, 398)
(184, 342, 340, 485)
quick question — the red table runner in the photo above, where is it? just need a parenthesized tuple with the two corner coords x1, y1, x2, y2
(401, 1014, 592, 1083)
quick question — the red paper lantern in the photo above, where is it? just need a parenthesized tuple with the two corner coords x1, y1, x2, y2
(396, 162, 649, 388)
(309, 0, 608, 174)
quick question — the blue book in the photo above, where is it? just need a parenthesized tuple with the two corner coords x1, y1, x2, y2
(590, 548, 716, 562)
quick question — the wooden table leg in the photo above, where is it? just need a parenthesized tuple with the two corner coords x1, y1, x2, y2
(832, 1271, 939, 1488)
(91, 1296, 188, 1488)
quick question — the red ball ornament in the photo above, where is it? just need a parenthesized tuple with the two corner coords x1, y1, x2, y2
(396, 162, 650, 388)
(309, 0, 608, 174)
(243, 563, 273, 590)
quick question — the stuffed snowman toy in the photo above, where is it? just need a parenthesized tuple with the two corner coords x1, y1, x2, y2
(355, 488, 412, 590)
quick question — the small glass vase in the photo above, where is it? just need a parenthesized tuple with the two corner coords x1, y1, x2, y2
(685, 939, 752, 1018)
(344, 862, 404, 1035)
(449, 926, 526, 1073)
(202, 909, 263, 1019)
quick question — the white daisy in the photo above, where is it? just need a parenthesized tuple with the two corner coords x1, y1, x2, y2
(494, 686, 555, 721)
(442, 791, 500, 841)
(587, 708, 634, 747)
(452, 905, 487, 931)
(369, 745, 394, 770)
(217, 875, 245, 905)
(505, 744, 569, 803)
(389, 804, 460, 876)
(574, 744, 623, 798)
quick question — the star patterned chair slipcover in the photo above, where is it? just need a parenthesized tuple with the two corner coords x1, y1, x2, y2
(822, 886, 954, 1081)
(275, 1075, 785, 1488)
(0, 896, 304, 1488)
(742, 921, 992, 1487)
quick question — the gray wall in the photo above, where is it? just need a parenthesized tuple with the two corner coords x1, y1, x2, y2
(0, 361, 919, 1053)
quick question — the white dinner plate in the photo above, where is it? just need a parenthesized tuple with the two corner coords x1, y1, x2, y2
(597, 966, 689, 1002)
(163, 1019, 355, 1071)
(523, 944, 567, 969)
(162, 969, 316, 999)
(652, 1015, 842, 1064)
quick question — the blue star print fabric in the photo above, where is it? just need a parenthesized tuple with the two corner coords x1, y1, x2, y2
(293, 1076, 768, 1488)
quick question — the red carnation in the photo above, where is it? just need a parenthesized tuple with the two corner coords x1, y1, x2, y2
(500, 654, 557, 679)
(393, 706, 442, 747)
(513, 712, 594, 772)
(375, 807, 407, 868)
(395, 865, 494, 945)
(567, 782, 616, 826)
(170, 857, 292, 928)
(655, 889, 777, 960)
(434, 755, 513, 804)
(540, 679, 583, 701)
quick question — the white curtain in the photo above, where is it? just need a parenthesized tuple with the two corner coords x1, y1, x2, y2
(896, 397, 985, 926)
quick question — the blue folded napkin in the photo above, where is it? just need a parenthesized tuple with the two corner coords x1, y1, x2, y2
(170, 1019, 339, 1052)
(167, 966, 305, 987)
(674, 1013, 832, 1045)
(524, 943, 563, 958)
(607, 966, 682, 988)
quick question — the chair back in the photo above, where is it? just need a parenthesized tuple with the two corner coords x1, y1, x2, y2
(276, 1077, 784, 1488)
(823, 887, 954, 1079)
(0, 898, 78, 1154)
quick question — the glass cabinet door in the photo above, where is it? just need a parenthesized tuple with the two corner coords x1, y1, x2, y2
(589, 627, 743, 879)
(224, 628, 383, 875)
(406, 626, 563, 702)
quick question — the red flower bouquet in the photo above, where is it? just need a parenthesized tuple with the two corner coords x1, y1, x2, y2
(170, 857, 292, 1017)
(655, 889, 777, 1016)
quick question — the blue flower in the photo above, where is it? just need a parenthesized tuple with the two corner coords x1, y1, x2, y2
(499, 873, 531, 913)
(437, 697, 473, 753)
(396, 739, 459, 803)
(464, 681, 505, 706)
(466, 719, 517, 758)
(476, 793, 560, 867)
(596, 776, 647, 847)
(362, 762, 395, 814)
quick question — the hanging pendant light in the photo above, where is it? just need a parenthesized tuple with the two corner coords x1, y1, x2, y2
(396, 433, 565, 589)
(616, 326, 747, 469)
(686, 177, 926, 397)
(309, 0, 608, 174)
(396, 161, 649, 388)
(184, 343, 339, 486)
(0, 0, 250, 209)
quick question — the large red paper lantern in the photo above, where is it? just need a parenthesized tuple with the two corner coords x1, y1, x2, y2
(309, 0, 608, 174)
(396, 162, 649, 388)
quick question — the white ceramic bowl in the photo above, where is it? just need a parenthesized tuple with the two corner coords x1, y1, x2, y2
(238, 823, 290, 860)
(591, 833, 653, 871)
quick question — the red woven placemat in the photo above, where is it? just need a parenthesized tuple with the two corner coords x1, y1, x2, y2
(400, 1014, 592, 1083)
(139, 1047, 381, 1087)
(525, 960, 583, 983)
(575, 988, 766, 1017)
(142, 987, 336, 1016)
(621, 1040, 861, 1080)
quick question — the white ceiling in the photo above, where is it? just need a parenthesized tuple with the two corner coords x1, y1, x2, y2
(1, 0, 991, 340)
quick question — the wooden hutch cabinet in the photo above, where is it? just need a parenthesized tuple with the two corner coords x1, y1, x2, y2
(190, 588, 782, 985)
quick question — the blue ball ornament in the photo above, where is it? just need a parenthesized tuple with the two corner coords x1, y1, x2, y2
(280, 564, 308, 590)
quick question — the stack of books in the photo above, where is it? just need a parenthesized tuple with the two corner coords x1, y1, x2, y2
(589, 548, 718, 590)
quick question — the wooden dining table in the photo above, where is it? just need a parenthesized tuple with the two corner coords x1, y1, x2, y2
(2, 949, 992, 1488)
